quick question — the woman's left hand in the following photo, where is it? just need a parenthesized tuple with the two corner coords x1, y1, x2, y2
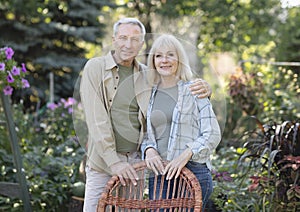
(163, 148, 193, 180)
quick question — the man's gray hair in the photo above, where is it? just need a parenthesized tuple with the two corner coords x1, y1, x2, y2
(113, 17, 146, 40)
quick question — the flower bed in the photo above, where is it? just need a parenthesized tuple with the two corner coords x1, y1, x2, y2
(0, 47, 30, 95)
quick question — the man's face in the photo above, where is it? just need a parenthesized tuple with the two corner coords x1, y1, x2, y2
(113, 23, 144, 66)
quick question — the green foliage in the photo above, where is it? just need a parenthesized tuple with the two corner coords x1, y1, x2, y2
(0, 0, 112, 107)
(197, 0, 282, 61)
(211, 147, 261, 211)
(275, 6, 300, 70)
(225, 63, 300, 144)
(0, 98, 85, 211)
(228, 64, 300, 124)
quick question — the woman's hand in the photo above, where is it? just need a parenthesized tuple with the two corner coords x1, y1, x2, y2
(145, 148, 164, 175)
(189, 78, 212, 98)
(164, 148, 193, 180)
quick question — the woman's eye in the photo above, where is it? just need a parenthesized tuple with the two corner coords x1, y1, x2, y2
(155, 54, 162, 58)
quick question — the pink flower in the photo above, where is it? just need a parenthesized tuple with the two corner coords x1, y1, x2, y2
(60, 97, 76, 108)
(68, 107, 73, 114)
(11, 66, 20, 76)
(21, 63, 27, 73)
(5, 47, 14, 60)
(22, 78, 30, 88)
(0, 63, 5, 71)
(1, 47, 30, 95)
(47, 102, 58, 110)
(7, 72, 14, 83)
(3, 86, 13, 95)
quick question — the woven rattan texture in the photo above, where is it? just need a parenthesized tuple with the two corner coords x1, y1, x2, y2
(97, 161, 202, 212)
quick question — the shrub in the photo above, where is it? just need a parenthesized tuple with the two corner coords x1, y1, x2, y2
(0, 98, 85, 211)
(238, 119, 300, 211)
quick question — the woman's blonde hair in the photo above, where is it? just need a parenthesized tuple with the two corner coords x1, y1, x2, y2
(147, 34, 193, 84)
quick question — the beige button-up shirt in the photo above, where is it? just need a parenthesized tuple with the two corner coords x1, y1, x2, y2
(80, 51, 152, 173)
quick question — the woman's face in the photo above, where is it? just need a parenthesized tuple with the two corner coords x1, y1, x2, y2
(154, 45, 178, 78)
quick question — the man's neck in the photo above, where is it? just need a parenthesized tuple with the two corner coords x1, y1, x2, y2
(119, 60, 133, 67)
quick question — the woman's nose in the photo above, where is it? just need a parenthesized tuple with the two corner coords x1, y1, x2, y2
(162, 55, 168, 62)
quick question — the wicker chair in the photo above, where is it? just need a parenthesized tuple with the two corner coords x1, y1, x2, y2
(97, 161, 202, 212)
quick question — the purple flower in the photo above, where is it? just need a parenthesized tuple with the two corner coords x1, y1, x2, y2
(21, 78, 30, 88)
(3, 86, 13, 95)
(11, 66, 20, 76)
(68, 97, 76, 104)
(0, 63, 5, 71)
(5, 47, 14, 60)
(7, 72, 14, 83)
(47, 102, 57, 111)
(60, 98, 66, 105)
(63, 97, 76, 108)
(21, 63, 27, 73)
(68, 107, 73, 114)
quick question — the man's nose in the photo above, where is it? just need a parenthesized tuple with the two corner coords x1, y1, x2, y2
(125, 39, 132, 48)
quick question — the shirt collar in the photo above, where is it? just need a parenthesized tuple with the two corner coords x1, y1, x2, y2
(104, 51, 140, 71)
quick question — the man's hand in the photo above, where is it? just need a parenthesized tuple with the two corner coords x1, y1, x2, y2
(110, 161, 139, 186)
(145, 148, 164, 176)
(163, 148, 193, 180)
(189, 78, 212, 98)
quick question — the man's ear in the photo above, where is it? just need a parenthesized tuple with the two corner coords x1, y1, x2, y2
(139, 40, 145, 49)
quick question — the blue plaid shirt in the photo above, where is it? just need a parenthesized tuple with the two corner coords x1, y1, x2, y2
(141, 80, 221, 170)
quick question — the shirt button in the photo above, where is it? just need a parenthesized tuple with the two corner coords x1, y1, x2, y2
(109, 99, 112, 102)
(114, 87, 117, 90)
(116, 76, 119, 79)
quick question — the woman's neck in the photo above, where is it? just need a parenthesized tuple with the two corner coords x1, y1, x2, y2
(158, 76, 179, 88)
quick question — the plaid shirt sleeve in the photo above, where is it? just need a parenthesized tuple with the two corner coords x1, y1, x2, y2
(140, 87, 158, 160)
(186, 98, 221, 162)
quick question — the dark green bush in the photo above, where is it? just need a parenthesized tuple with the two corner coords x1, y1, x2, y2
(0, 98, 85, 211)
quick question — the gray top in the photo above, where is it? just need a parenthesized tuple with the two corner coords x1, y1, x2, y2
(150, 85, 178, 159)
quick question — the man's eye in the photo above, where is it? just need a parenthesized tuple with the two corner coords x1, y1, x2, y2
(132, 38, 139, 42)
(119, 36, 127, 41)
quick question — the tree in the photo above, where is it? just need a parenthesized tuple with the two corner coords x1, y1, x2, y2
(196, 0, 282, 60)
(0, 0, 113, 110)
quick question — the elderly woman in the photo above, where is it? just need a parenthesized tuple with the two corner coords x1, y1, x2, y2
(141, 34, 221, 210)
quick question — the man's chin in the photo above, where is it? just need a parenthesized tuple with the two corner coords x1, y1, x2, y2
(120, 55, 134, 62)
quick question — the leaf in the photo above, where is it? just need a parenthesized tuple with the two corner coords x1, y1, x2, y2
(287, 187, 295, 200)
(269, 150, 280, 167)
